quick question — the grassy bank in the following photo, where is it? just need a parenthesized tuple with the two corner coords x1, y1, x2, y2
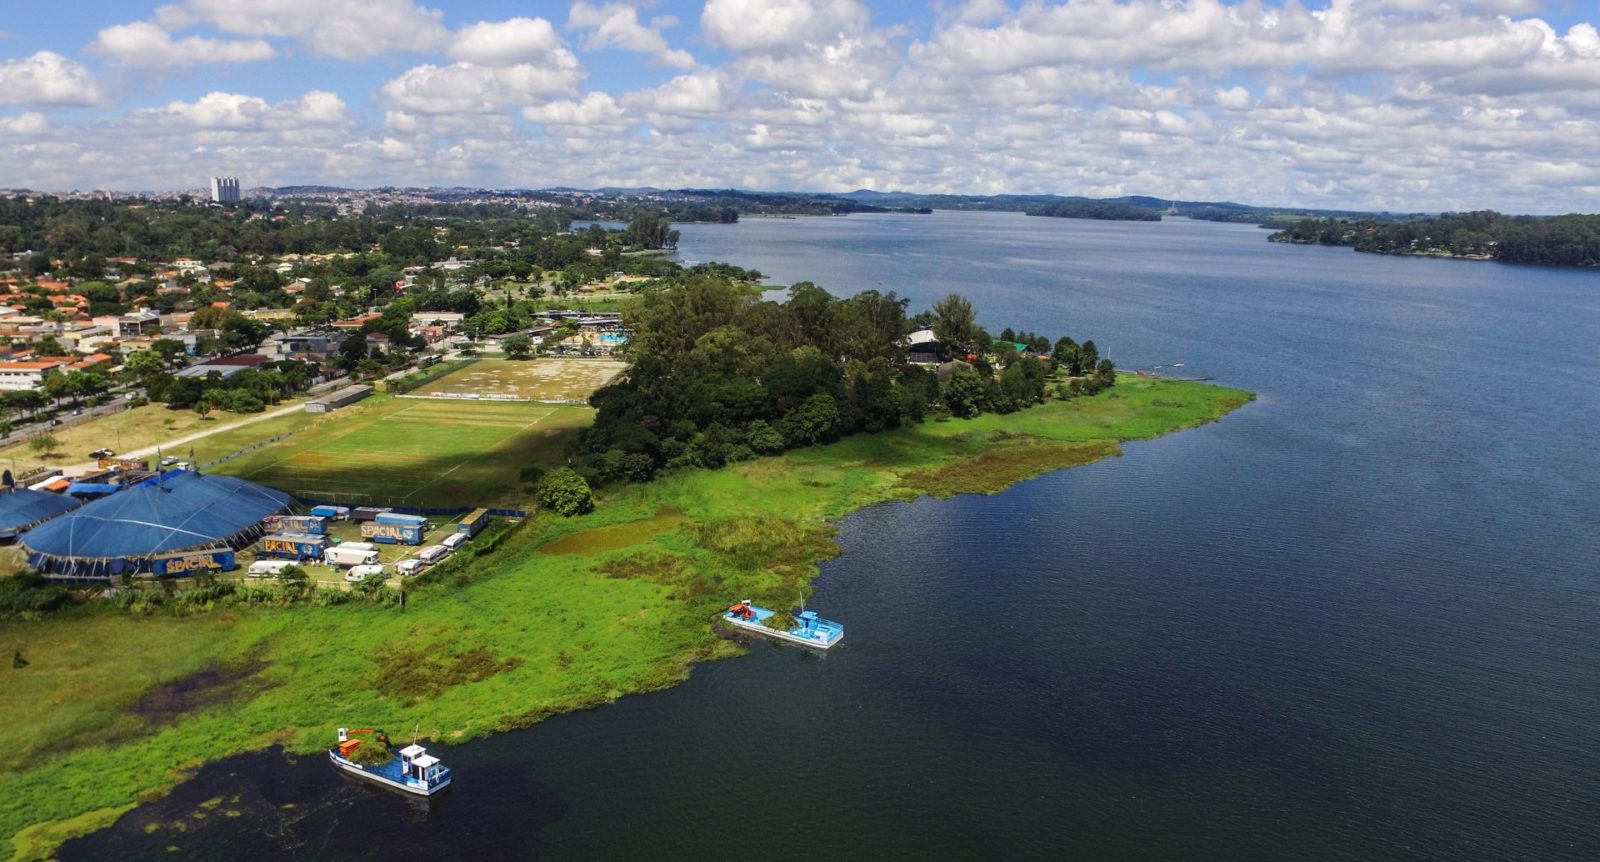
(0, 377, 1250, 859)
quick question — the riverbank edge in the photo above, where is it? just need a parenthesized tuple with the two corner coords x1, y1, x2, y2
(5, 377, 1254, 861)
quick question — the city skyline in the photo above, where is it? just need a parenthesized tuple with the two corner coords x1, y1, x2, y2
(3, 0, 1599, 213)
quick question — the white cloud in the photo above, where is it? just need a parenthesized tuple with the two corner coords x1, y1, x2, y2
(701, 0, 869, 54)
(0, 112, 51, 136)
(381, 61, 584, 115)
(450, 17, 570, 67)
(568, 2, 694, 69)
(162, 0, 448, 60)
(0, 51, 104, 107)
(524, 92, 629, 130)
(137, 90, 351, 131)
(89, 21, 276, 68)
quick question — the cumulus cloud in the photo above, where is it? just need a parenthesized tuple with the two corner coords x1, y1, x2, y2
(0, 112, 51, 136)
(9, 0, 1600, 212)
(381, 60, 583, 115)
(89, 21, 276, 68)
(159, 0, 448, 60)
(568, 2, 695, 68)
(701, 0, 869, 54)
(136, 90, 351, 131)
(0, 51, 104, 107)
(450, 17, 571, 66)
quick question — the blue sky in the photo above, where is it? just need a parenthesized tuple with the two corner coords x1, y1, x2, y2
(2, 1, 1599, 212)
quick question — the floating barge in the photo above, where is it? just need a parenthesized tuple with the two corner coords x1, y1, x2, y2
(328, 727, 452, 796)
(723, 599, 844, 650)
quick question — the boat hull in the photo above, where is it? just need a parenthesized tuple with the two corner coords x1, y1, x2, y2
(725, 615, 842, 649)
(328, 751, 451, 796)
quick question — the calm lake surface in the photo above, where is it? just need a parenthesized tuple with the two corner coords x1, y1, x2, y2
(68, 213, 1600, 860)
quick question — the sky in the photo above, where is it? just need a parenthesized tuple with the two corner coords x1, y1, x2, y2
(2, 0, 1598, 212)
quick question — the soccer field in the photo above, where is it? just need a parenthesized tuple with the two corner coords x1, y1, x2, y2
(212, 396, 591, 508)
(422, 357, 626, 401)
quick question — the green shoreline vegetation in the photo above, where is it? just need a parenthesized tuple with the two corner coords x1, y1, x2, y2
(0, 375, 1250, 860)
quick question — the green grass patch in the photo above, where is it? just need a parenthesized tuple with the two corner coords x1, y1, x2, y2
(0, 377, 1250, 859)
(210, 394, 591, 508)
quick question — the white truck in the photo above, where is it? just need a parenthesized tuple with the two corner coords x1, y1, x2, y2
(324, 545, 381, 567)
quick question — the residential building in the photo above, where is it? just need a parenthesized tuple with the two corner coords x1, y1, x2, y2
(209, 177, 241, 203)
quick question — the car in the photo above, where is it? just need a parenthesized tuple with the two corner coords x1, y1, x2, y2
(89, 448, 115, 459)
(71, 409, 83, 416)
(48, 419, 62, 427)
(160, 456, 179, 467)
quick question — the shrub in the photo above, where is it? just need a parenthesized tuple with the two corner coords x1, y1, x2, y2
(536, 467, 594, 516)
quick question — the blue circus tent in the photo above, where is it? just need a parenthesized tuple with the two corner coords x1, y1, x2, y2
(0, 488, 82, 540)
(20, 471, 291, 579)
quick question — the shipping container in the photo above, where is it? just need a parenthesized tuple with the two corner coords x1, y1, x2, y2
(258, 532, 328, 560)
(324, 545, 380, 567)
(151, 550, 237, 577)
(310, 505, 350, 520)
(359, 522, 424, 545)
(375, 512, 427, 528)
(350, 507, 392, 522)
(457, 508, 490, 537)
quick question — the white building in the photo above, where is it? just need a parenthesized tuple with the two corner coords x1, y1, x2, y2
(209, 177, 241, 203)
(0, 360, 69, 392)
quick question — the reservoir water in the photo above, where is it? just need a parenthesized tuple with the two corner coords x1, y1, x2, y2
(66, 213, 1600, 859)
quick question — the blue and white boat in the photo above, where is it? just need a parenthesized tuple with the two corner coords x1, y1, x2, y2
(329, 727, 452, 796)
(723, 599, 844, 649)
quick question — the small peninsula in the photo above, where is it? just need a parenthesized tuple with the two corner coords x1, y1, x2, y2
(0, 260, 1252, 860)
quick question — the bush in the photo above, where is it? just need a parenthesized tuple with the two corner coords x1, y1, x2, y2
(536, 467, 594, 516)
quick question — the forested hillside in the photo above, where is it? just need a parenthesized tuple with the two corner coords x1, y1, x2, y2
(1269, 211, 1600, 266)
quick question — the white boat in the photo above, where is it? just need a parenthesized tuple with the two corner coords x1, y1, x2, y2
(722, 599, 844, 649)
(328, 727, 452, 796)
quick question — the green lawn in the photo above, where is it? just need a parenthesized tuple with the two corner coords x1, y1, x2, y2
(211, 395, 591, 508)
(0, 377, 1251, 860)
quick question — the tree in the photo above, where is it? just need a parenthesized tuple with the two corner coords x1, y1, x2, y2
(42, 373, 71, 406)
(28, 434, 61, 459)
(31, 335, 66, 357)
(194, 400, 212, 420)
(536, 467, 594, 516)
(932, 293, 978, 359)
(941, 364, 988, 417)
(124, 349, 166, 380)
(502, 333, 533, 360)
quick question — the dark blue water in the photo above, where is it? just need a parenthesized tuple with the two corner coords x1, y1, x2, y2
(67, 213, 1600, 860)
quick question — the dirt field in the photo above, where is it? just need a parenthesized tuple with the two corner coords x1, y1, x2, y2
(421, 358, 627, 402)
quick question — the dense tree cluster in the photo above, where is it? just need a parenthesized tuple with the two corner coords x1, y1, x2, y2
(1270, 211, 1600, 267)
(574, 277, 1114, 485)
(1028, 200, 1162, 221)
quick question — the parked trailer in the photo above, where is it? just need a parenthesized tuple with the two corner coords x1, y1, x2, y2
(324, 545, 380, 567)
(345, 564, 385, 582)
(350, 507, 392, 523)
(277, 515, 328, 536)
(416, 545, 449, 563)
(395, 559, 426, 576)
(440, 532, 468, 551)
(248, 560, 296, 578)
(457, 508, 490, 537)
(310, 505, 350, 520)
(360, 522, 424, 546)
(375, 512, 427, 528)
(151, 550, 237, 577)
(258, 532, 328, 560)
